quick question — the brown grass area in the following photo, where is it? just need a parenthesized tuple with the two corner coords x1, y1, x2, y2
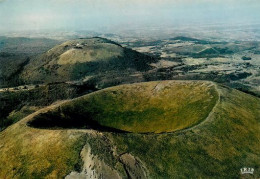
(0, 106, 86, 178)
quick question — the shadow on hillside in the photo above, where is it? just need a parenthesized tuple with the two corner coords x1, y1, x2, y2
(27, 111, 127, 133)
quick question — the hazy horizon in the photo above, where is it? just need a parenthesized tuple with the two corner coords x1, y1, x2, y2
(0, 0, 259, 34)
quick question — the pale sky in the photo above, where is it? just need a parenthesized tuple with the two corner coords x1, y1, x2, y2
(0, 0, 259, 33)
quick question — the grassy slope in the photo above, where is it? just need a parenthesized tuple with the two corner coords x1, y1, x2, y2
(0, 81, 259, 178)
(57, 43, 123, 65)
(109, 85, 260, 178)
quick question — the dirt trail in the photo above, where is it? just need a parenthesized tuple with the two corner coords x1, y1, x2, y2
(179, 82, 221, 133)
(0, 84, 44, 92)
